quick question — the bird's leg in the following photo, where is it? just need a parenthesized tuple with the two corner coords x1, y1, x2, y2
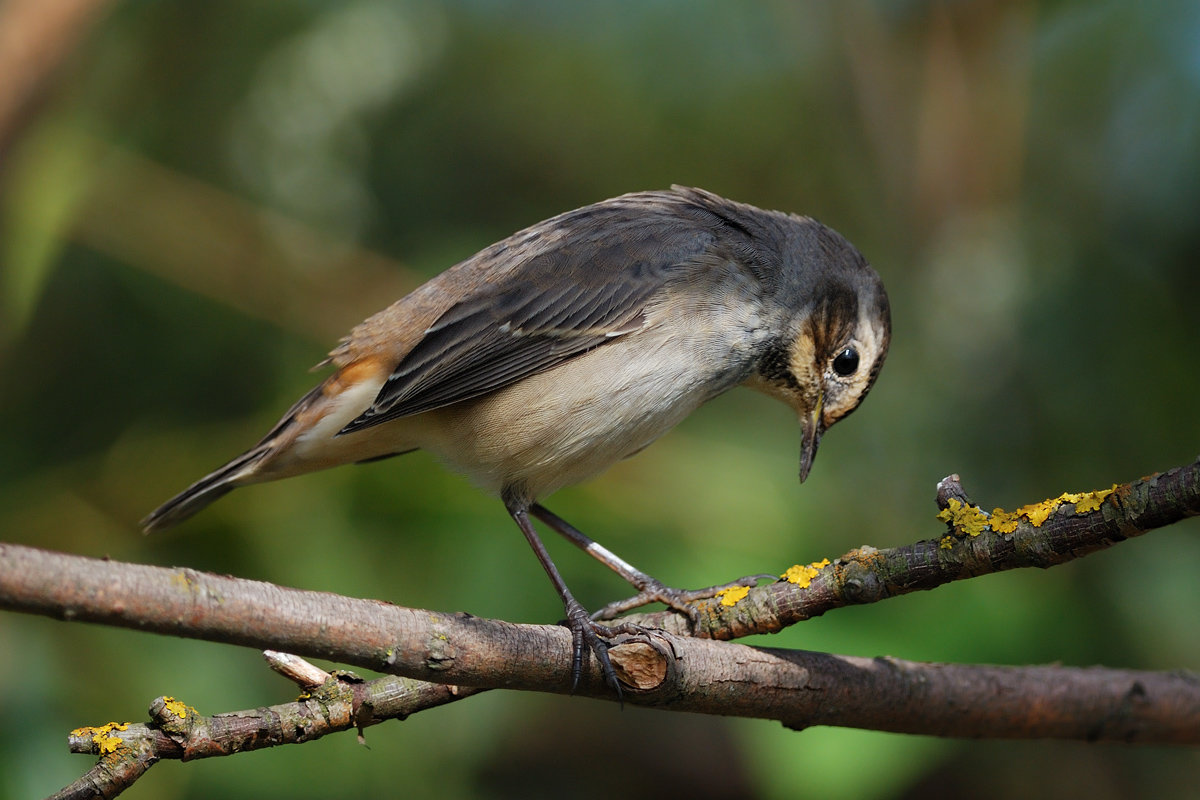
(506, 501, 639, 695)
(530, 504, 773, 625)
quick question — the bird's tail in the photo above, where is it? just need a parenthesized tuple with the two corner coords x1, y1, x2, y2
(141, 383, 331, 533)
(140, 446, 271, 533)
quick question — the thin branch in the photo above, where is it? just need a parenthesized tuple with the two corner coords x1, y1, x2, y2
(52, 667, 484, 800)
(617, 457, 1200, 637)
(263, 650, 336, 689)
(50, 729, 158, 800)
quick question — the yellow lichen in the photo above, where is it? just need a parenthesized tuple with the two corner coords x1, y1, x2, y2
(942, 484, 1117, 535)
(988, 509, 1018, 533)
(782, 559, 830, 588)
(934, 497, 958, 524)
(938, 535, 955, 550)
(1073, 486, 1116, 513)
(161, 697, 194, 719)
(1021, 500, 1057, 526)
(715, 585, 750, 606)
(935, 497, 989, 537)
(78, 722, 129, 755)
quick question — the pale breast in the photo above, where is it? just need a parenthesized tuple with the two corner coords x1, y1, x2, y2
(416, 268, 771, 499)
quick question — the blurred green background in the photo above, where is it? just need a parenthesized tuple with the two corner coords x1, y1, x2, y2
(1, 1, 1198, 797)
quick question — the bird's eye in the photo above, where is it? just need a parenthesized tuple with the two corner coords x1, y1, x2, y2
(832, 348, 859, 377)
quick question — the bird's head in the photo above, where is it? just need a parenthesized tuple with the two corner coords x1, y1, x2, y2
(744, 219, 891, 482)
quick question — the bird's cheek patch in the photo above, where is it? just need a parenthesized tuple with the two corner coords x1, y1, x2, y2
(786, 336, 821, 406)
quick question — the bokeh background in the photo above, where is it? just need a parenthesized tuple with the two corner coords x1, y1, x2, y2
(2, 1, 1198, 797)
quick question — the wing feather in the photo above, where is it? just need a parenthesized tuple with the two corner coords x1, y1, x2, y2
(339, 189, 752, 433)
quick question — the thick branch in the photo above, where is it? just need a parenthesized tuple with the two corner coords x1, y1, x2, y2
(9, 462, 1194, 685)
(1, 543, 1197, 742)
(624, 643, 1199, 743)
(0, 540, 582, 692)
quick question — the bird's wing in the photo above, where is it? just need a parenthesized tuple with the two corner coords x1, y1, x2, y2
(339, 194, 726, 433)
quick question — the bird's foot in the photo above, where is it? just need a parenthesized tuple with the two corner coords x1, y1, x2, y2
(563, 597, 657, 698)
(591, 573, 777, 628)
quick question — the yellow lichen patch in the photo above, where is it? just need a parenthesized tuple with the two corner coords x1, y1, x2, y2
(75, 722, 130, 755)
(935, 497, 989, 537)
(1020, 499, 1058, 526)
(952, 485, 1117, 535)
(161, 697, 195, 719)
(1003, 487, 1115, 528)
(988, 509, 1020, 534)
(716, 585, 750, 606)
(939, 535, 955, 550)
(782, 559, 830, 588)
(1073, 486, 1116, 513)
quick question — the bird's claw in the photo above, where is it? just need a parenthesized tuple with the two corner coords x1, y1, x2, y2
(591, 573, 776, 627)
(564, 600, 660, 699)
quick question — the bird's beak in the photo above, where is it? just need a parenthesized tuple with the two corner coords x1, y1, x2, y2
(798, 391, 823, 483)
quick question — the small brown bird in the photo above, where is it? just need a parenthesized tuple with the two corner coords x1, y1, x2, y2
(143, 186, 890, 690)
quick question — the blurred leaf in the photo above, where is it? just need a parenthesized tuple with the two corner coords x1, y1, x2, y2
(0, 117, 102, 344)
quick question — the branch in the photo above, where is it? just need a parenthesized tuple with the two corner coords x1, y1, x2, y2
(3, 459, 1199, 796)
(1, 454, 1198, 729)
(2, 544, 1196, 740)
(49, 647, 1200, 799)
(1, 461, 1196, 696)
(48, 651, 1198, 800)
(617, 457, 1200, 637)
(52, 655, 484, 800)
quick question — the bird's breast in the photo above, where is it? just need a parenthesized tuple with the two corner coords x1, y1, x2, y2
(417, 318, 760, 500)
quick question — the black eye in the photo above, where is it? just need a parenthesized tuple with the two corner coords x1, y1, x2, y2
(832, 348, 859, 377)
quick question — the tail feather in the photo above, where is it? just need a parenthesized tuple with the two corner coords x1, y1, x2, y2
(140, 446, 270, 533)
(142, 383, 330, 533)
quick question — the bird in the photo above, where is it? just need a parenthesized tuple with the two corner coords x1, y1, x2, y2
(142, 186, 891, 692)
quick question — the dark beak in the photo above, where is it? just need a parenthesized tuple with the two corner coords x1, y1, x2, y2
(798, 394, 824, 483)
